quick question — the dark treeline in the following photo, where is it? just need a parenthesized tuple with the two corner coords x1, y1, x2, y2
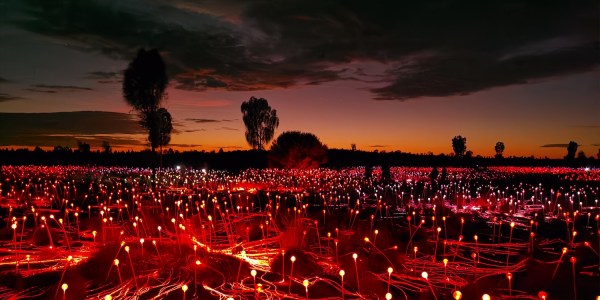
(0, 148, 597, 170)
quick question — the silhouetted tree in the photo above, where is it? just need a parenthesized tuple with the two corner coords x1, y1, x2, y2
(141, 108, 172, 152)
(565, 141, 578, 160)
(102, 141, 112, 154)
(268, 131, 327, 169)
(77, 141, 91, 153)
(123, 48, 168, 153)
(495, 141, 505, 158)
(452, 135, 467, 157)
(241, 97, 279, 150)
(597, 148, 600, 160)
(351, 143, 357, 151)
(465, 150, 473, 158)
(577, 151, 587, 160)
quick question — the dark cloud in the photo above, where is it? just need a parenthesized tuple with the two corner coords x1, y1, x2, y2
(4, 0, 598, 99)
(185, 118, 236, 123)
(540, 144, 570, 148)
(180, 129, 207, 133)
(0, 76, 11, 83)
(0, 111, 146, 147)
(0, 93, 25, 102)
(168, 143, 203, 148)
(86, 71, 123, 84)
(241, 0, 598, 99)
(26, 84, 93, 93)
(216, 126, 238, 131)
(369, 145, 388, 148)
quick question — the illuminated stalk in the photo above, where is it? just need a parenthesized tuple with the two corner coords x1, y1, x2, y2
(506, 272, 512, 297)
(570, 257, 577, 300)
(552, 247, 568, 279)
(194, 260, 200, 295)
(443, 216, 447, 241)
(153, 240, 163, 264)
(387, 267, 393, 293)
(335, 239, 339, 264)
(443, 259, 448, 288)
(182, 284, 188, 300)
(421, 272, 438, 300)
(452, 236, 462, 262)
(61, 283, 68, 300)
(237, 250, 246, 282)
(303, 279, 309, 299)
(433, 227, 441, 262)
(339, 270, 345, 300)
(280, 250, 285, 283)
(406, 216, 413, 255)
(312, 221, 321, 254)
(56, 256, 72, 297)
(114, 259, 122, 284)
(125, 246, 139, 291)
(353, 253, 360, 292)
(506, 222, 515, 269)
(251, 270, 257, 299)
(289, 256, 296, 293)
(413, 246, 418, 273)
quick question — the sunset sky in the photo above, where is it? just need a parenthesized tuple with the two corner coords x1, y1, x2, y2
(0, 0, 598, 158)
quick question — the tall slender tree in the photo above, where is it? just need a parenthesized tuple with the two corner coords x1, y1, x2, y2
(241, 97, 279, 150)
(123, 48, 169, 153)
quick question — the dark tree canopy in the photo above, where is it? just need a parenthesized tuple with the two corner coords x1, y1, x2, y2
(102, 141, 112, 154)
(123, 48, 169, 152)
(141, 108, 173, 151)
(77, 141, 91, 153)
(241, 97, 279, 150)
(565, 141, 578, 160)
(452, 135, 467, 157)
(269, 131, 328, 169)
(495, 141, 505, 158)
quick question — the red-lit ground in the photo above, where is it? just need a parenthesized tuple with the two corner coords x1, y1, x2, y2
(0, 166, 598, 299)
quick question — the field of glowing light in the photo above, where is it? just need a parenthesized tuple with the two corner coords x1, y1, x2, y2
(0, 166, 598, 300)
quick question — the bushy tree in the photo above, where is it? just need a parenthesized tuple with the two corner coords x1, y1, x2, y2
(565, 141, 578, 160)
(141, 108, 172, 151)
(452, 135, 467, 157)
(495, 141, 505, 158)
(102, 141, 112, 154)
(241, 97, 279, 150)
(77, 141, 91, 153)
(269, 131, 327, 169)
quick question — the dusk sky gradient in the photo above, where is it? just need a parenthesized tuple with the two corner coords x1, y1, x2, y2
(0, 0, 598, 158)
